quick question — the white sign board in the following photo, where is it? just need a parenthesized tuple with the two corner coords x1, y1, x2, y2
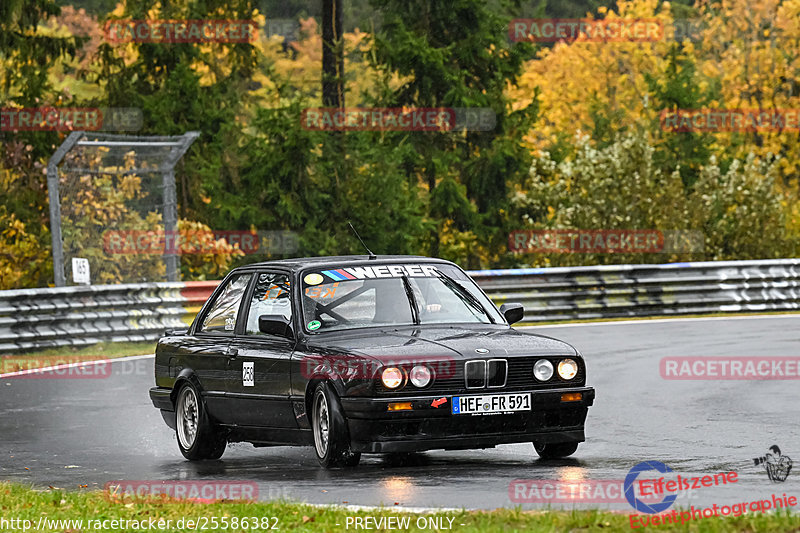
(72, 257, 90, 285)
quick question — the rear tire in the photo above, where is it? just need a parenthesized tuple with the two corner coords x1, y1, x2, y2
(312, 382, 361, 468)
(534, 441, 579, 459)
(175, 382, 226, 461)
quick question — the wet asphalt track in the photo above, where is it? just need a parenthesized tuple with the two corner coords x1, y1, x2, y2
(1, 315, 799, 511)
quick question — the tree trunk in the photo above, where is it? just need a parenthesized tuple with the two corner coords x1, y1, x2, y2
(322, 0, 344, 108)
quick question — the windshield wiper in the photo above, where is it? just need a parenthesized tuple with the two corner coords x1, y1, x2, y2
(401, 275, 421, 325)
(437, 272, 495, 324)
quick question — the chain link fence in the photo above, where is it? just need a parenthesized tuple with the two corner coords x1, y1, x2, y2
(47, 131, 199, 286)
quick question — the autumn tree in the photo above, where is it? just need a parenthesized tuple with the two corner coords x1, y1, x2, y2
(99, 0, 260, 223)
(367, 0, 537, 267)
(510, 131, 795, 266)
(0, 0, 85, 288)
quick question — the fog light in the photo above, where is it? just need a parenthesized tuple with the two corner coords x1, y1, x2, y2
(561, 392, 582, 402)
(387, 402, 412, 411)
(558, 359, 578, 380)
(381, 367, 404, 389)
(409, 365, 432, 388)
(533, 359, 554, 381)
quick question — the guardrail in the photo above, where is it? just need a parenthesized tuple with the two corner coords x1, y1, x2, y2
(2, 259, 799, 353)
(0, 281, 217, 354)
(471, 258, 800, 323)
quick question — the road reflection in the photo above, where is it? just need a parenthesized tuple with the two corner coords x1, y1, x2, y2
(380, 476, 414, 503)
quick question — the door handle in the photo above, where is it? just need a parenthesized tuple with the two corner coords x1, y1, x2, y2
(225, 347, 239, 358)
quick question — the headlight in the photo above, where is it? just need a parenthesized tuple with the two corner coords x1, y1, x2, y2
(381, 367, 404, 389)
(409, 365, 432, 388)
(558, 359, 578, 380)
(533, 359, 553, 381)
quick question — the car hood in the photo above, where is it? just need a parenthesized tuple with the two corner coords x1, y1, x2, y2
(305, 325, 577, 360)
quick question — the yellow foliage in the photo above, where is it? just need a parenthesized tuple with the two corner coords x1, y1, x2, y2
(697, 0, 800, 176)
(510, 0, 800, 183)
(57, 148, 243, 284)
(0, 211, 47, 289)
(509, 0, 673, 151)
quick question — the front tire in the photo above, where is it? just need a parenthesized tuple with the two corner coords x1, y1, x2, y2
(312, 382, 361, 468)
(175, 382, 226, 461)
(534, 441, 579, 459)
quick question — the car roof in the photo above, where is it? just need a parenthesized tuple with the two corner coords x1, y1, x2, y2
(234, 255, 456, 273)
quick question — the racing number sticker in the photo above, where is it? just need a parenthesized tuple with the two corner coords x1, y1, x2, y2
(243, 362, 254, 387)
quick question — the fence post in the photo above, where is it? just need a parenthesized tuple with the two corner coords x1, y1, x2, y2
(160, 132, 199, 282)
(47, 131, 84, 287)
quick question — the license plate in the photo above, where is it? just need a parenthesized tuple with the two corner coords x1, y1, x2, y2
(451, 393, 531, 415)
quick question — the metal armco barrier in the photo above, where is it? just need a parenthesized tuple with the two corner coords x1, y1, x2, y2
(471, 258, 800, 323)
(2, 259, 800, 353)
(0, 281, 217, 353)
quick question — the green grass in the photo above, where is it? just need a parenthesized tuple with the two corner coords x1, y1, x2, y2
(1, 341, 153, 361)
(14, 341, 154, 358)
(0, 342, 154, 374)
(0, 484, 798, 532)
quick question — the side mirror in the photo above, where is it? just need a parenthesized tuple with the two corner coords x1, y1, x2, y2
(258, 315, 293, 338)
(499, 303, 524, 325)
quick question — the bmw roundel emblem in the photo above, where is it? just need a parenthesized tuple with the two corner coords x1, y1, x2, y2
(476, 348, 489, 354)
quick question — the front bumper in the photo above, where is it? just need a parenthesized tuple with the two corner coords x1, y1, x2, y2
(340, 386, 594, 453)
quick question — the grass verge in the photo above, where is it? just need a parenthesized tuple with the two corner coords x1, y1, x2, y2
(0, 342, 154, 374)
(0, 484, 798, 532)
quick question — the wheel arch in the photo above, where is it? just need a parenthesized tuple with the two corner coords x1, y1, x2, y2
(170, 368, 204, 407)
(304, 377, 346, 427)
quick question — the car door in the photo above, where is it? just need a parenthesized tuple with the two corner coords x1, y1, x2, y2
(226, 271, 298, 428)
(184, 272, 252, 424)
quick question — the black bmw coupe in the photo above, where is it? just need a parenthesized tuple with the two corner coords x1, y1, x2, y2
(149, 255, 594, 467)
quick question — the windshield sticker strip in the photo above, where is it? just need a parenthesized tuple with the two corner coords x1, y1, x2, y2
(321, 269, 356, 281)
(319, 264, 440, 282)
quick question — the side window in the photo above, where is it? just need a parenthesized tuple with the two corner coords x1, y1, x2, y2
(245, 272, 293, 335)
(200, 273, 252, 333)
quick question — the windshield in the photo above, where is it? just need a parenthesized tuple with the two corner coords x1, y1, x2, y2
(300, 263, 503, 333)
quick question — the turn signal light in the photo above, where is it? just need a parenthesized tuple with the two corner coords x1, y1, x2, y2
(387, 402, 413, 411)
(561, 393, 582, 402)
